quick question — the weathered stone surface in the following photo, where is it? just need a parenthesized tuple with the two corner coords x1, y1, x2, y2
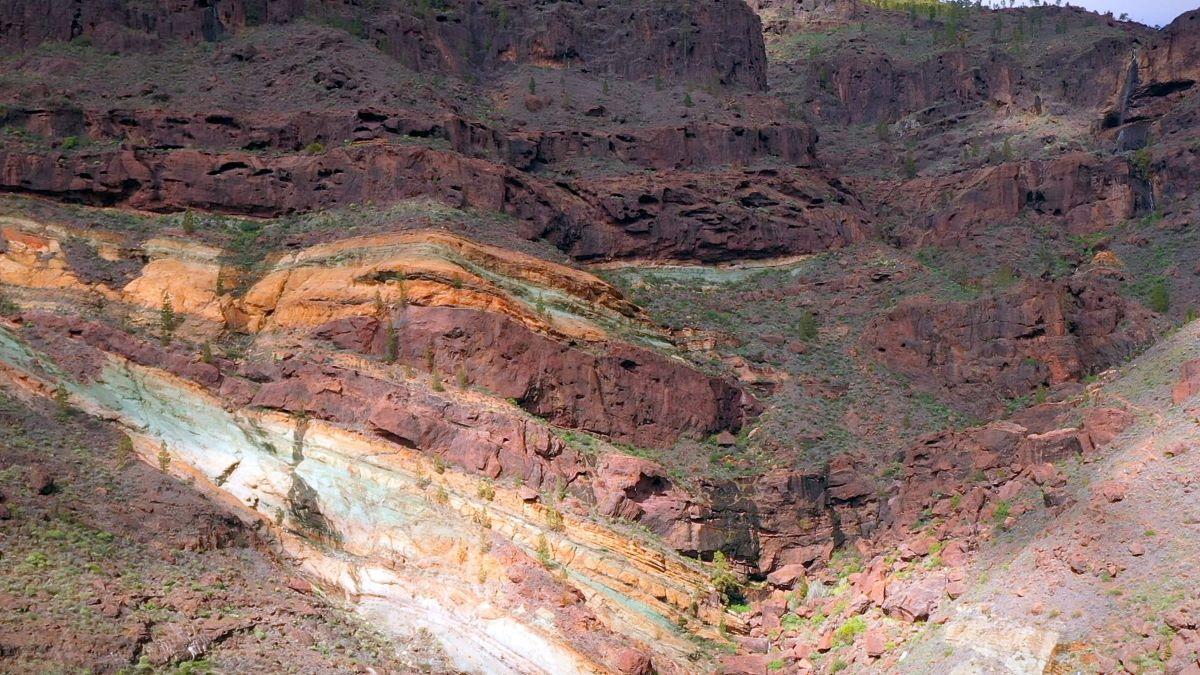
(863, 273, 1159, 411)
(882, 574, 945, 622)
(1, 0, 766, 90)
(1173, 360, 1200, 404)
(892, 154, 1146, 247)
(315, 306, 757, 448)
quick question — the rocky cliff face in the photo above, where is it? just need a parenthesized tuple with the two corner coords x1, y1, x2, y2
(862, 273, 1161, 409)
(0, 0, 1197, 672)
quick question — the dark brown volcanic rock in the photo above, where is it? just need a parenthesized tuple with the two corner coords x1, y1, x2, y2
(0, 144, 862, 263)
(315, 307, 758, 448)
(822, 49, 1021, 125)
(1140, 10, 1200, 88)
(0, 106, 818, 170)
(352, 0, 768, 89)
(0, 0, 304, 52)
(566, 167, 870, 262)
(862, 273, 1160, 409)
(0, 0, 766, 90)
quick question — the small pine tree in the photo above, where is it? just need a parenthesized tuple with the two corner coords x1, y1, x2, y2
(902, 154, 918, 179)
(157, 443, 171, 472)
(683, 92, 694, 107)
(710, 551, 742, 603)
(181, 210, 196, 235)
(159, 292, 179, 345)
(528, 76, 536, 95)
(535, 294, 547, 315)
(384, 322, 399, 364)
(1147, 279, 1170, 313)
(116, 434, 134, 468)
(602, 79, 610, 96)
(200, 341, 214, 364)
(536, 534, 553, 566)
(797, 310, 819, 342)
(53, 383, 72, 421)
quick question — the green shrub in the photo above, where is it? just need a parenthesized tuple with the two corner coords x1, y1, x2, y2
(53, 383, 72, 420)
(535, 534, 553, 566)
(710, 551, 742, 603)
(477, 480, 495, 501)
(1131, 147, 1153, 179)
(1147, 278, 1170, 313)
(544, 505, 564, 531)
(993, 500, 1011, 524)
(833, 615, 867, 647)
(796, 310, 819, 342)
(157, 443, 171, 472)
(304, 142, 325, 155)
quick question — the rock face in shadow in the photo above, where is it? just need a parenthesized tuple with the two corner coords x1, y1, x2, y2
(0, 0, 305, 52)
(0, 107, 819, 170)
(367, 0, 769, 89)
(0, 0, 766, 89)
(861, 273, 1160, 410)
(0, 144, 865, 263)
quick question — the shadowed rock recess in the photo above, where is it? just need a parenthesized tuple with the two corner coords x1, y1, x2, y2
(0, 1, 1198, 673)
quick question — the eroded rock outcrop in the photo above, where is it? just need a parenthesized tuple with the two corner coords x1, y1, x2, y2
(862, 273, 1159, 409)
(0, 143, 865, 263)
(316, 308, 757, 448)
(889, 153, 1147, 248)
(2, 0, 767, 90)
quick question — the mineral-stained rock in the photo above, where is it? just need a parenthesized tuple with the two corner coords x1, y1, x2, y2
(315, 306, 758, 448)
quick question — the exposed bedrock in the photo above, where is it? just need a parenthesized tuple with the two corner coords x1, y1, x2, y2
(0, 106, 819, 171)
(0, 145, 866, 263)
(887, 153, 1149, 248)
(0, 303, 1145, 591)
(0, 0, 767, 89)
(861, 273, 1160, 411)
(315, 308, 758, 449)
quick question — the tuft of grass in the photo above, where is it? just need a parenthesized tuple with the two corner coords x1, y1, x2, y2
(833, 615, 867, 647)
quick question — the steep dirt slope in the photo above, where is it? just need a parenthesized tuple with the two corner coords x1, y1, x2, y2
(0, 391, 449, 673)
